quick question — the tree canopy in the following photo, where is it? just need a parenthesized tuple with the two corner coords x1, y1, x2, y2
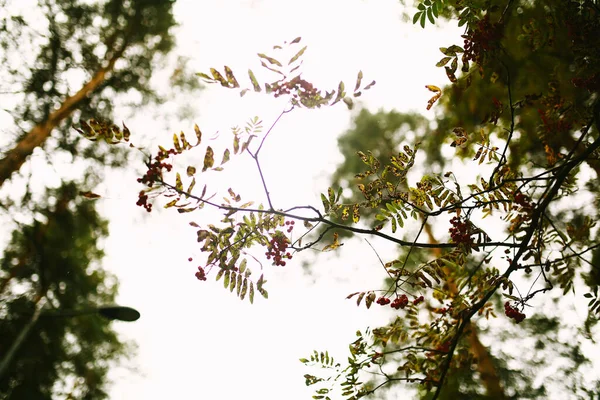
(0, 0, 180, 397)
(77, 0, 599, 398)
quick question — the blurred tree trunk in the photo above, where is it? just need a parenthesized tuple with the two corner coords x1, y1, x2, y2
(0, 45, 125, 187)
(424, 222, 506, 399)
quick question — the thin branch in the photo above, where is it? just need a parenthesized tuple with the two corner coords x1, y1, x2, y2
(159, 180, 520, 250)
(246, 107, 292, 210)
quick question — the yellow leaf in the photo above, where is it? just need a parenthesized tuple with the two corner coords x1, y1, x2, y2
(173, 133, 182, 153)
(203, 146, 215, 171)
(322, 233, 343, 252)
(425, 85, 442, 110)
(194, 124, 202, 145)
(175, 173, 183, 191)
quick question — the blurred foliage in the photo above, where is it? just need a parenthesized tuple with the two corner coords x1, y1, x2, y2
(0, 0, 181, 397)
(0, 0, 178, 184)
(0, 183, 130, 399)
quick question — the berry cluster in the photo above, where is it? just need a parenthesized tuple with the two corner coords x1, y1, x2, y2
(265, 232, 292, 266)
(391, 295, 410, 310)
(271, 76, 318, 101)
(136, 191, 152, 212)
(135, 149, 177, 212)
(462, 14, 502, 65)
(504, 301, 526, 323)
(195, 266, 207, 281)
(377, 295, 424, 308)
(449, 216, 474, 246)
(284, 220, 295, 233)
(376, 296, 391, 306)
(137, 160, 173, 187)
(513, 191, 533, 214)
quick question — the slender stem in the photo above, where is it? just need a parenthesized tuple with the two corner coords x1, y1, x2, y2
(0, 297, 46, 379)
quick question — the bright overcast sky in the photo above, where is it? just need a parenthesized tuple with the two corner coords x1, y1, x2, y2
(101, 0, 464, 399)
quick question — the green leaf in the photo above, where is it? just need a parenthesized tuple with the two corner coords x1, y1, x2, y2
(224, 66, 240, 88)
(186, 177, 196, 194)
(237, 273, 243, 296)
(175, 173, 183, 191)
(331, 81, 345, 106)
(196, 72, 214, 82)
(432, 1, 440, 17)
(321, 193, 330, 212)
(413, 11, 422, 24)
(366, 292, 376, 308)
(363, 80, 376, 90)
(221, 148, 230, 165)
(420, 11, 426, 28)
(240, 278, 248, 300)
(239, 259, 247, 274)
(194, 124, 202, 145)
(257, 53, 282, 67)
(228, 272, 236, 292)
(451, 57, 458, 73)
(249, 281, 254, 304)
(336, 186, 343, 202)
(356, 292, 365, 306)
(210, 68, 229, 87)
(164, 199, 177, 208)
(436, 56, 452, 67)
(427, 7, 435, 24)
(216, 268, 225, 281)
(173, 133, 182, 153)
(288, 45, 307, 65)
(354, 70, 363, 92)
(203, 146, 215, 171)
(447, 45, 464, 53)
(224, 270, 230, 288)
(248, 69, 261, 92)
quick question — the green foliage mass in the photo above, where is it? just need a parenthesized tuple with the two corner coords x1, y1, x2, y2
(0, 183, 129, 399)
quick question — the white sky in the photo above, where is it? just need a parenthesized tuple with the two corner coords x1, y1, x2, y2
(100, 1, 466, 399)
(2, 0, 598, 398)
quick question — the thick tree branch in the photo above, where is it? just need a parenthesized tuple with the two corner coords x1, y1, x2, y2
(0, 41, 128, 188)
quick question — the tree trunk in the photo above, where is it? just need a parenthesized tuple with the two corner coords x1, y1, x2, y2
(0, 50, 124, 188)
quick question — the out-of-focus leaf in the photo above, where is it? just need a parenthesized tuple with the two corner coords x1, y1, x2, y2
(79, 191, 101, 199)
